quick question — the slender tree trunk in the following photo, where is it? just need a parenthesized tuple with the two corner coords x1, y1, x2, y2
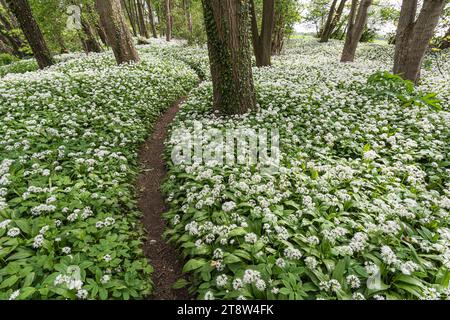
(321, 0, 347, 42)
(81, 15, 102, 53)
(393, 0, 446, 83)
(136, 0, 148, 38)
(165, 0, 172, 41)
(96, 22, 109, 46)
(320, 0, 338, 43)
(271, 2, 285, 55)
(183, 0, 193, 34)
(122, 0, 137, 36)
(250, 0, 275, 67)
(146, 0, 158, 38)
(201, 0, 256, 115)
(96, 0, 140, 64)
(340, 0, 372, 62)
(5, 0, 53, 69)
(330, 0, 347, 36)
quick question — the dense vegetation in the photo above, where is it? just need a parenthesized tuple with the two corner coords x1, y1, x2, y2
(0, 41, 197, 299)
(0, 0, 449, 301)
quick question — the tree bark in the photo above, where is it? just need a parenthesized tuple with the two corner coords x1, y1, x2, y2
(340, 0, 372, 62)
(122, 0, 137, 36)
(393, 0, 446, 83)
(320, 0, 338, 43)
(146, 0, 158, 38)
(202, 0, 256, 115)
(271, 2, 285, 55)
(80, 13, 102, 53)
(136, 0, 148, 38)
(250, 0, 275, 67)
(165, 0, 172, 41)
(5, 0, 53, 68)
(96, 0, 140, 64)
(183, 0, 193, 34)
(321, 0, 347, 43)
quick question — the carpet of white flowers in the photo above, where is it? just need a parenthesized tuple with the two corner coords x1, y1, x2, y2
(163, 38, 450, 300)
(0, 40, 198, 299)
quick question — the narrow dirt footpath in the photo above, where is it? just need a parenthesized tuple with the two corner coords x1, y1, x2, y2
(137, 97, 190, 300)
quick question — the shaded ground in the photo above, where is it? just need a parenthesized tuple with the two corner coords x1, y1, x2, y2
(137, 97, 190, 300)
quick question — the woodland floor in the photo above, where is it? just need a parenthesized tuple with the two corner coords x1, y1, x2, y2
(137, 96, 191, 300)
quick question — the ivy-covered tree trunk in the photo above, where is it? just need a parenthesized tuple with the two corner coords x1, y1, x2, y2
(96, 0, 140, 64)
(320, 0, 338, 43)
(202, 0, 256, 115)
(146, 0, 158, 38)
(81, 14, 102, 53)
(5, 0, 53, 69)
(393, 0, 446, 83)
(250, 0, 275, 67)
(165, 0, 172, 41)
(340, 0, 372, 62)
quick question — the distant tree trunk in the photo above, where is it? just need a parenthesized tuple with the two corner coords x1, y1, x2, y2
(122, 0, 137, 36)
(5, 0, 53, 69)
(165, 0, 172, 41)
(393, 0, 446, 83)
(136, 0, 148, 38)
(271, 2, 285, 55)
(146, 0, 158, 38)
(183, 0, 193, 34)
(201, 0, 256, 115)
(340, 0, 372, 62)
(96, 0, 140, 64)
(96, 22, 108, 46)
(330, 0, 347, 36)
(440, 26, 450, 49)
(80, 16, 102, 53)
(320, 0, 338, 43)
(321, 0, 347, 42)
(249, 0, 275, 67)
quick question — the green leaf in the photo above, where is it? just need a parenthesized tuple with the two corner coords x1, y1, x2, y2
(182, 258, 206, 273)
(172, 278, 189, 289)
(0, 275, 19, 289)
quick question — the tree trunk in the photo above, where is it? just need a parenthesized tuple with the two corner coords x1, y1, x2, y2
(271, 2, 285, 55)
(96, 22, 109, 46)
(96, 0, 140, 64)
(146, 0, 158, 38)
(122, 0, 137, 36)
(320, 0, 338, 43)
(5, 0, 53, 69)
(322, 0, 347, 42)
(393, 0, 446, 83)
(201, 0, 256, 115)
(250, 0, 275, 67)
(81, 14, 102, 53)
(184, 0, 193, 34)
(340, 0, 372, 62)
(136, 0, 148, 38)
(165, 0, 172, 41)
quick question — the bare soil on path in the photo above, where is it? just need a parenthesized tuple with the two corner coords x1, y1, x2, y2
(137, 97, 190, 300)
